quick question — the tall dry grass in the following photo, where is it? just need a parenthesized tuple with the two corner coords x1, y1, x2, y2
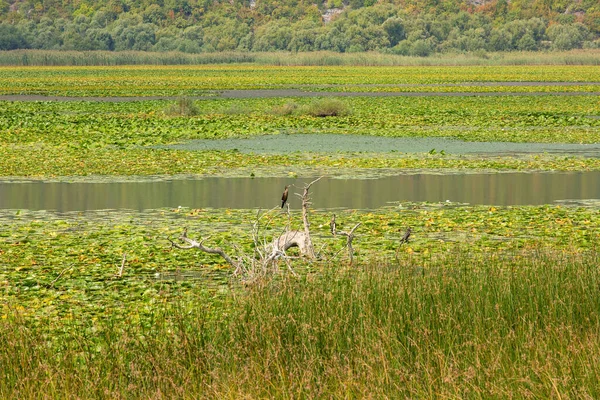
(2, 249, 600, 398)
(1, 49, 600, 66)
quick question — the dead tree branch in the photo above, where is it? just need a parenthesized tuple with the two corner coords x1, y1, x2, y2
(337, 222, 361, 265)
(170, 215, 301, 279)
(300, 176, 323, 258)
(270, 176, 324, 259)
(170, 176, 338, 279)
(116, 253, 127, 278)
(330, 213, 361, 264)
(169, 231, 242, 274)
(49, 265, 73, 288)
(272, 230, 308, 253)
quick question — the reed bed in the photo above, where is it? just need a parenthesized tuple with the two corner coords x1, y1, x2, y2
(1, 49, 600, 66)
(2, 249, 600, 398)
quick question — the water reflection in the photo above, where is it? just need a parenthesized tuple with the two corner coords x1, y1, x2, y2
(1, 172, 599, 212)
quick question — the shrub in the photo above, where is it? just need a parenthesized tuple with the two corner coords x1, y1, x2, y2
(303, 98, 351, 117)
(270, 101, 299, 116)
(164, 96, 200, 116)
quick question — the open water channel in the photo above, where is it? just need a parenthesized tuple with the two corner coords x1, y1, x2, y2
(1, 172, 600, 212)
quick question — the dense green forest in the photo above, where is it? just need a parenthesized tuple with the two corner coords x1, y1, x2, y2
(0, 0, 599, 54)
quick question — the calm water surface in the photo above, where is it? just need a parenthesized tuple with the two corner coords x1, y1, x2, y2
(1, 172, 599, 212)
(162, 134, 600, 156)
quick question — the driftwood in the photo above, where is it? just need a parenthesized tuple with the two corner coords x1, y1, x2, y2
(267, 176, 324, 259)
(170, 224, 303, 278)
(169, 176, 364, 278)
(271, 230, 310, 254)
(169, 229, 243, 273)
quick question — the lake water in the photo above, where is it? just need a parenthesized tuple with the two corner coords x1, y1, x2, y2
(161, 135, 600, 156)
(1, 172, 599, 211)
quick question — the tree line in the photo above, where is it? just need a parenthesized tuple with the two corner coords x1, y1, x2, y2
(1, 0, 599, 54)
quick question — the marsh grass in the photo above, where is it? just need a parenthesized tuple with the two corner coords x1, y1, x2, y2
(220, 103, 253, 115)
(269, 99, 351, 117)
(2, 249, 600, 398)
(163, 96, 200, 116)
(1, 49, 600, 66)
(302, 98, 351, 117)
(0, 50, 256, 66)
(269, 101, 299, 116)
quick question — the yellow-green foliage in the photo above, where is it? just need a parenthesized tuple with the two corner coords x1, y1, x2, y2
(1, 204, 600, 397)
(2, 65, 600, 96)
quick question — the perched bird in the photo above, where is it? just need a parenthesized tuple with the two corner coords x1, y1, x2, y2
(330, 214, 336, 236)
(399, 227, 412, 244)
(281, 185, 290, 208)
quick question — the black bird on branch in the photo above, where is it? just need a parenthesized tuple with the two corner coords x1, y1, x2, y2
(399, 227, 412, 244)
(281, 184, 291, 208)
(395, 226, 412, 262)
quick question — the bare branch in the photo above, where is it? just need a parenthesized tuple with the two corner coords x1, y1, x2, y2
(306, 176, 325, 189)
(283, 257, 298, 277)
(337, 222, 362, 265)
(49, 265, 73, 288)
(169, 232, 239, 270)
(116, 253, 127, 278)
(298, 176, 325, 259)
(315, 242, 328, 259)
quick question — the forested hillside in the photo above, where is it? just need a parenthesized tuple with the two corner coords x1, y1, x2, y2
(0, 0, 599, 54)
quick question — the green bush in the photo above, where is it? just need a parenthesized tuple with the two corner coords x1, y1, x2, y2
(303, 98, 351, 117)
